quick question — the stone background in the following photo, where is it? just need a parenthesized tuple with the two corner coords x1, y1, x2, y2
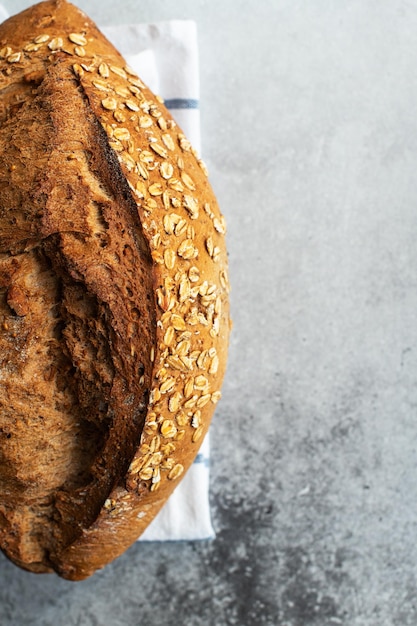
(1, 1, 417, 624)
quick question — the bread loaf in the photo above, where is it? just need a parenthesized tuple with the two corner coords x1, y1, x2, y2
(0, 0, 230, 580)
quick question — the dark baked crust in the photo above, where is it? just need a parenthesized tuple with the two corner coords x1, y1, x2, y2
(0, 0, 230, 580)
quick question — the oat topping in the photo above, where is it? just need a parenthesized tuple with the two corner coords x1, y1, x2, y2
(68, 33, 87, 46)
(7, 52, 21, 63)
(0, 46, 12, 58)
(168, 463, 184, 480)
(101, 96, 118, 110)
(160, 161, 174, 180)
(97, 62, 109, 78)
(110, 65, 127, 79)
(48, 36, 63, 51)
(34, 34, 50, 44)
(125, 99, 139, 111)
(74, 45, 86, 57)
(24, 43, 41, 53)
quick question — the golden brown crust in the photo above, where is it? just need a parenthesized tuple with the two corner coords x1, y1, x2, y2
(0, 0, 230, 580)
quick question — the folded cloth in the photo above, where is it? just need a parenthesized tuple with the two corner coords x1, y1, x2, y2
(0, 6, 214, 542)
(102, 21, 201, 154)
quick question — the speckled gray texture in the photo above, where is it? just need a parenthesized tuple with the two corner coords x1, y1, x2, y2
(1, 1, 417, 624)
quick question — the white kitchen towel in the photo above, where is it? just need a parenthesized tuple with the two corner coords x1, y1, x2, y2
(0, 6, 214, 542)
(102, 21, 201, 155)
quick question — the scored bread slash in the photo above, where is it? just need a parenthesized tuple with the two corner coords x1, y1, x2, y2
(0, 0, 230, 581)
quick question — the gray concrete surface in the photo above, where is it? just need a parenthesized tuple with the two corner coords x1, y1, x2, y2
(1, 1, 417, 624)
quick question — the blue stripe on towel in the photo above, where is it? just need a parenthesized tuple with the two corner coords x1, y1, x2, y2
(164, 98, 199, 110)
(193, 453, 210, 467)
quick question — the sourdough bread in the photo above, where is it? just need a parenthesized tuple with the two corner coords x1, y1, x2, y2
(0, 0, 230, 580)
